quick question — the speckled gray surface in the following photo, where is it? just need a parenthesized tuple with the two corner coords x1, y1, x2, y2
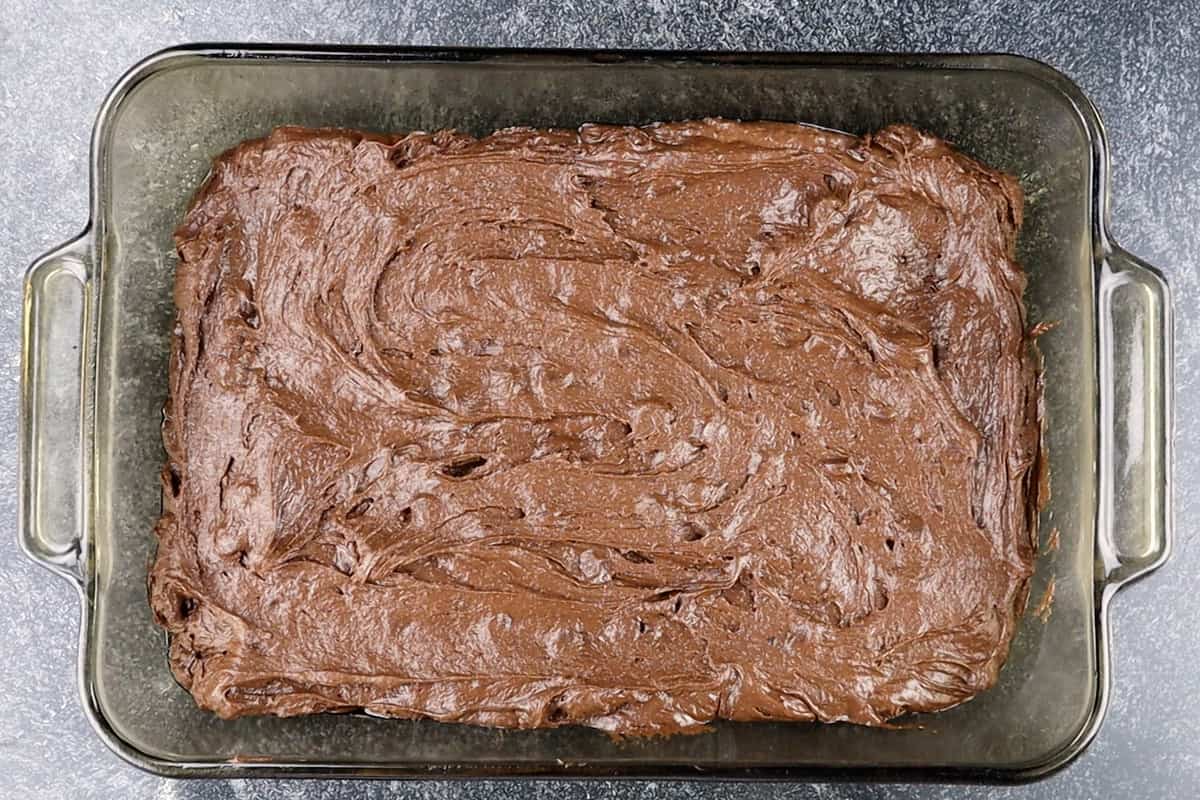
(2, 1, 1197, 798)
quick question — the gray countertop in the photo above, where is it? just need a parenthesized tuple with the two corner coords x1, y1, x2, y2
(2, 1, 1197, 797)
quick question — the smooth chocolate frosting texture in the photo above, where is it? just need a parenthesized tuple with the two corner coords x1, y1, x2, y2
(150, 120, 1042, 734)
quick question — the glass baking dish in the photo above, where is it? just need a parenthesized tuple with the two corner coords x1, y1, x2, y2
(19, 46, 1172, 782)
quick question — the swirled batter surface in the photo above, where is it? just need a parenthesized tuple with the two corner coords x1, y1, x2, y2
(150, 121, 1042, 734)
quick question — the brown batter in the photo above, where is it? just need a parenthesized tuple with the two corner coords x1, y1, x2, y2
(149, 120, 1042, 734)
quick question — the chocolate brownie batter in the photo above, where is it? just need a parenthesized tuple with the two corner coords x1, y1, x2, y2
(150, 120, 1042, 734)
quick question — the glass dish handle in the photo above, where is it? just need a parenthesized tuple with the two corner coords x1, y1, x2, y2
(19, 233, 91, 589)
(1097, 243, 1173, 591)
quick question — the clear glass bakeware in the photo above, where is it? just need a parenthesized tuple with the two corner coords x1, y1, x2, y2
(19, 47, 1172, 782)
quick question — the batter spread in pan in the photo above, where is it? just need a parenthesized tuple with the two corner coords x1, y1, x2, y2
(150, 120, 1042, 734)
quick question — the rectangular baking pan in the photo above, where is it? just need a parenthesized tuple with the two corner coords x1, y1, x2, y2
(19, 45, 1172, 782)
